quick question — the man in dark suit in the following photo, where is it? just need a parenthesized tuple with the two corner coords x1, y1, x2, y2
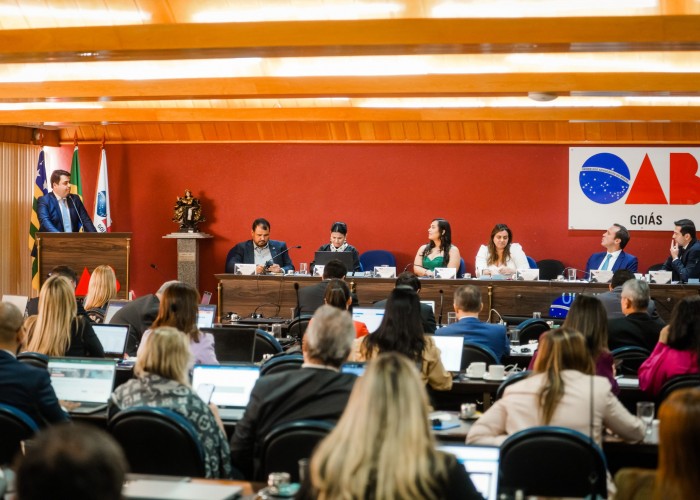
(37, 169, 96, 233)
(374, 272, 436, 333)
(230, 305, 357, 479)
(662, 218, 700, 283)
(597, 269, 659, 320)
(0, 302, 68, 426)
(297, 259, 356, 316)
(585, 223, 638, 276)
(26, 265, 85, 317)
(434, 285, 509, 361)
(608, 279, 665, 352)
(225, 218, 294, 274)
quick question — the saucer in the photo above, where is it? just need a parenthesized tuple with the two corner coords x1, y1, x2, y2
(483, 373, 507, 381)
(466, 373, 486, 379)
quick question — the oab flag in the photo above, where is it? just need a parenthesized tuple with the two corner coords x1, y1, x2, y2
(29, 149, 49, 290)
(93, 148, 112, 232)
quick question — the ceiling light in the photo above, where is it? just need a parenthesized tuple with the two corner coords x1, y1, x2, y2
(528, 92, 558, 102)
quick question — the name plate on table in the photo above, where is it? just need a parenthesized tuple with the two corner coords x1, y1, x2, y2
(649, 270, 672, 284)
(374, 266, 396, 278)
(234, 264, 256, 275)
(516, 269, 539, 281)
(313, 265, 324, 277)
(434, 267, 457, 279)
(590, 270, 613, 283)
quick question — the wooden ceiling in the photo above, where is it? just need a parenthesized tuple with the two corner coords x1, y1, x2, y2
(0, 0, 699, 144)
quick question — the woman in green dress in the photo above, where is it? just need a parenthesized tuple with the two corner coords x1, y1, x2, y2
(413, 218, 461, 278)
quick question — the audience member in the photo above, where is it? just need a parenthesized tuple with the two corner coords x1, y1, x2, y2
(597, 269, 658, 319)
(225, 217, 294, 274)
(435, 285, 509, 361)
(137, 282, 217, 365)
(230, 305, 357, 479)
(615, 388, 700, 500)
(299, 352, 481, 500)
(26, 265, 83, 317)
(413, 218, 461, 278)
(297, 259, 356, 316)
(350, 287, 452, 390)
(661, 218, 700, 282)
(0, 302, 67, 426)
(608, 279, 665, 352)
(373, 272, 437, 333)
(638, 296, 700, 396)
(83, 265, 117, 324)
(25, 276, 104, 358)
(111, 326, 232, 478)
(312, 221, 362, 272)
(323, 279, 368, 338)
(475, 223, 529, 277)
(585, 223, 638, 276)
(36, 169, 96, 233)
(15, 423, 126, 500)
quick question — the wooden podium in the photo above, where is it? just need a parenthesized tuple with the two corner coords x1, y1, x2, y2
(36, 232, 132, 298)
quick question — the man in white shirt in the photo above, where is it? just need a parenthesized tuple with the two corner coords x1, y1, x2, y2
(37, 169, 96, 232)
(585, 223, 638, 276)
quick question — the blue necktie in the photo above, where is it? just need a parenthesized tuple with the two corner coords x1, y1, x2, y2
(601, 253, 612, 271)
(60, 198, 72, 232)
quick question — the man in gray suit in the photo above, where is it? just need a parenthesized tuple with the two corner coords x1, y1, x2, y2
(597, 269, 658, 320)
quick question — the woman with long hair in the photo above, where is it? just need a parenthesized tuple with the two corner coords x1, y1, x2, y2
(313, 221, 362, 272)
(349, 287, 451, 390)
(83, 265, 118, 323)
(475, 223, 529, 277)
(323, 279, 368, 338)
(110, 326, 232, 479)
(302, 352, 481, 500)
(136, 282, 217, 364)
(639, 296, 700, 395)
(413, 218, 461, 278)
(25, 275, 104, 358)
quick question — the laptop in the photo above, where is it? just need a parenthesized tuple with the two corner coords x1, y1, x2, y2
(351, 307, 385, 333)
(432, 335, 464, 373)
(421, 300, 436, 313)
(105, 299, 130, 324)
(314, 251, 354, 271)
(197, 304, 217, 329)
(123, 478, 242, 500)
(2, 294, 28, 316)
(93, 324, 130, 358)
(191, 364, 260, 421)
(438, 444, 500, 500)
(48, 357, 117, 414)
(341, 362, 367, 376)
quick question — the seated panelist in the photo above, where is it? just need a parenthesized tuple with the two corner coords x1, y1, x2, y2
(225, 217, 294, 274)
(37, 169, 96, 232)
(585, 223, 638, 276)
(413, 218, 461, 277)
(475, 223, 529, 277)
(313, 221, 361, 272)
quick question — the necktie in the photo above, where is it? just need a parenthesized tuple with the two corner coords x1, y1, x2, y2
(60, 198, 72, 232)
(601, 253, 612, 271)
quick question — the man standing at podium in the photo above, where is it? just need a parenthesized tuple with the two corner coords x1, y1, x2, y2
(37, 169, 96, 232)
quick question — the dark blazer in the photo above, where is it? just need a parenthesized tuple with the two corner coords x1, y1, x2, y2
(37, 193, 96, 232)
(229, 367, 356, 479)
(662, 239, 700, 282)
(597, 286, 659, 320)
(373, 298, 436, 334)
(435, 317, 509, 361)
(0, 351, 69, 426)
(110, 294, 160, 355)
(313, 243, 362, 272)
(66, 316, 105, 358)
(225, 240, 294, 273)
(585, 250, 638, 276)
(297, 280, 359, 316)
(608, 312, 665, 352)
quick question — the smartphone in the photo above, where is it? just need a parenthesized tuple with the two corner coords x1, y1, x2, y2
(201, 291, 212, 305)
(196, 383, 215, 404)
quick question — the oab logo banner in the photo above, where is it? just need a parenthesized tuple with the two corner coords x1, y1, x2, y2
(569, 148, 700, 231)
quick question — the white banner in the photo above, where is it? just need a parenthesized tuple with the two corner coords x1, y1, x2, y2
(93, 148, 112, 232)
(569, 147, 700, 231)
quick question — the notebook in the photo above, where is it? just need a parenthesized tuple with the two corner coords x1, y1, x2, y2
(48, 357, 117, 414)
(351, 307, 385, 333)
(432, 335, 464, 372)
(2, 294, 28, 315)
(105, 299, 130, 324)
(191, 364, 260, 421)
(438, 444, 500, 500)
(313, 251, 354, 271)
(197, 305, 217, 329)
(93, 324, 130, 358)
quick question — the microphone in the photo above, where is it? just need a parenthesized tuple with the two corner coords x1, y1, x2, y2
(437, 289, 444, 326)
(264, 245, 301, 271)
(294, 282, 300, 319)
(490, 308, 505, 324)
(150, 263, 167, 280)
(67, 194, 86, 232)
(402, 262, 414, 273)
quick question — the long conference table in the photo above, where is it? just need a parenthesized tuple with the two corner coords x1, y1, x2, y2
(215, 274, 699, 322)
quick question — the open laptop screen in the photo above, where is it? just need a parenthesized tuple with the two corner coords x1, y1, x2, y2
(197, 304, 217, 329)
(105, 299, 130, 324)
(191, 364, 260, 409)
(438, 444, 500, 500)
(92, 324, 130, 357)
(432, 335, 464, 372)
(352, 307, 385, 333)
(48, 358, 117, 403)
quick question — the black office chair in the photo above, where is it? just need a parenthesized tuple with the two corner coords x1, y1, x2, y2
(611, 346, 651, 377)
(204, 327, 257, 362)
(254, 330, 283, 362)
(259, 419, 335, 482)
(658, 374, 700, 404)
(499, 426, 608, 499)
(536, 259, 565, 280)
(461, 342, 499, 371)
(260, 353, 304, 376)
(495, 370, 531, 401)
(647, 263, 665, 273)
(108, 406, 206, 477)
(17, 351, 49, 370)
(516, 318, 550, 345)
(288, 315, 313, 341)
(0, 403, 39, 465)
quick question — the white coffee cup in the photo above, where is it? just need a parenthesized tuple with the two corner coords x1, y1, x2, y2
(488, 365, 505, 379)
(466, 362, 486, 378)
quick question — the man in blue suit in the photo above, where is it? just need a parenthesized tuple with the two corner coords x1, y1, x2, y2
(225, 217, 295, 274)
(435, 285, 509, 361)
(37, 169, 96, 232)
(585, 223, 638, 277)
(0, 302, 68, 426)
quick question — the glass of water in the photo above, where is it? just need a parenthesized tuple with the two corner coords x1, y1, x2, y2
(636, 401, 655, 439)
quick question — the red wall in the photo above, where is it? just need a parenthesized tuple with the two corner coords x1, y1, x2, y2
(56, 143, 673, 300)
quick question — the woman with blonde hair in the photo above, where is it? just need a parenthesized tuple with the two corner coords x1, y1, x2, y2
(25, 275, 104, 357)
(301, 352, 481, 499)
(136, 282, 217, 364)
(110, 326, 232, 479)
(83, 265, 118, 323)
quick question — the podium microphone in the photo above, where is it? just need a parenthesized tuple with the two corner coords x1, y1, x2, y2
(293, 282, 301, 319)
(264, 245, 301, 271)
(437, 289, 444, 326)
(150, 263, 167, 280)
(67, 194, 86, 232)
